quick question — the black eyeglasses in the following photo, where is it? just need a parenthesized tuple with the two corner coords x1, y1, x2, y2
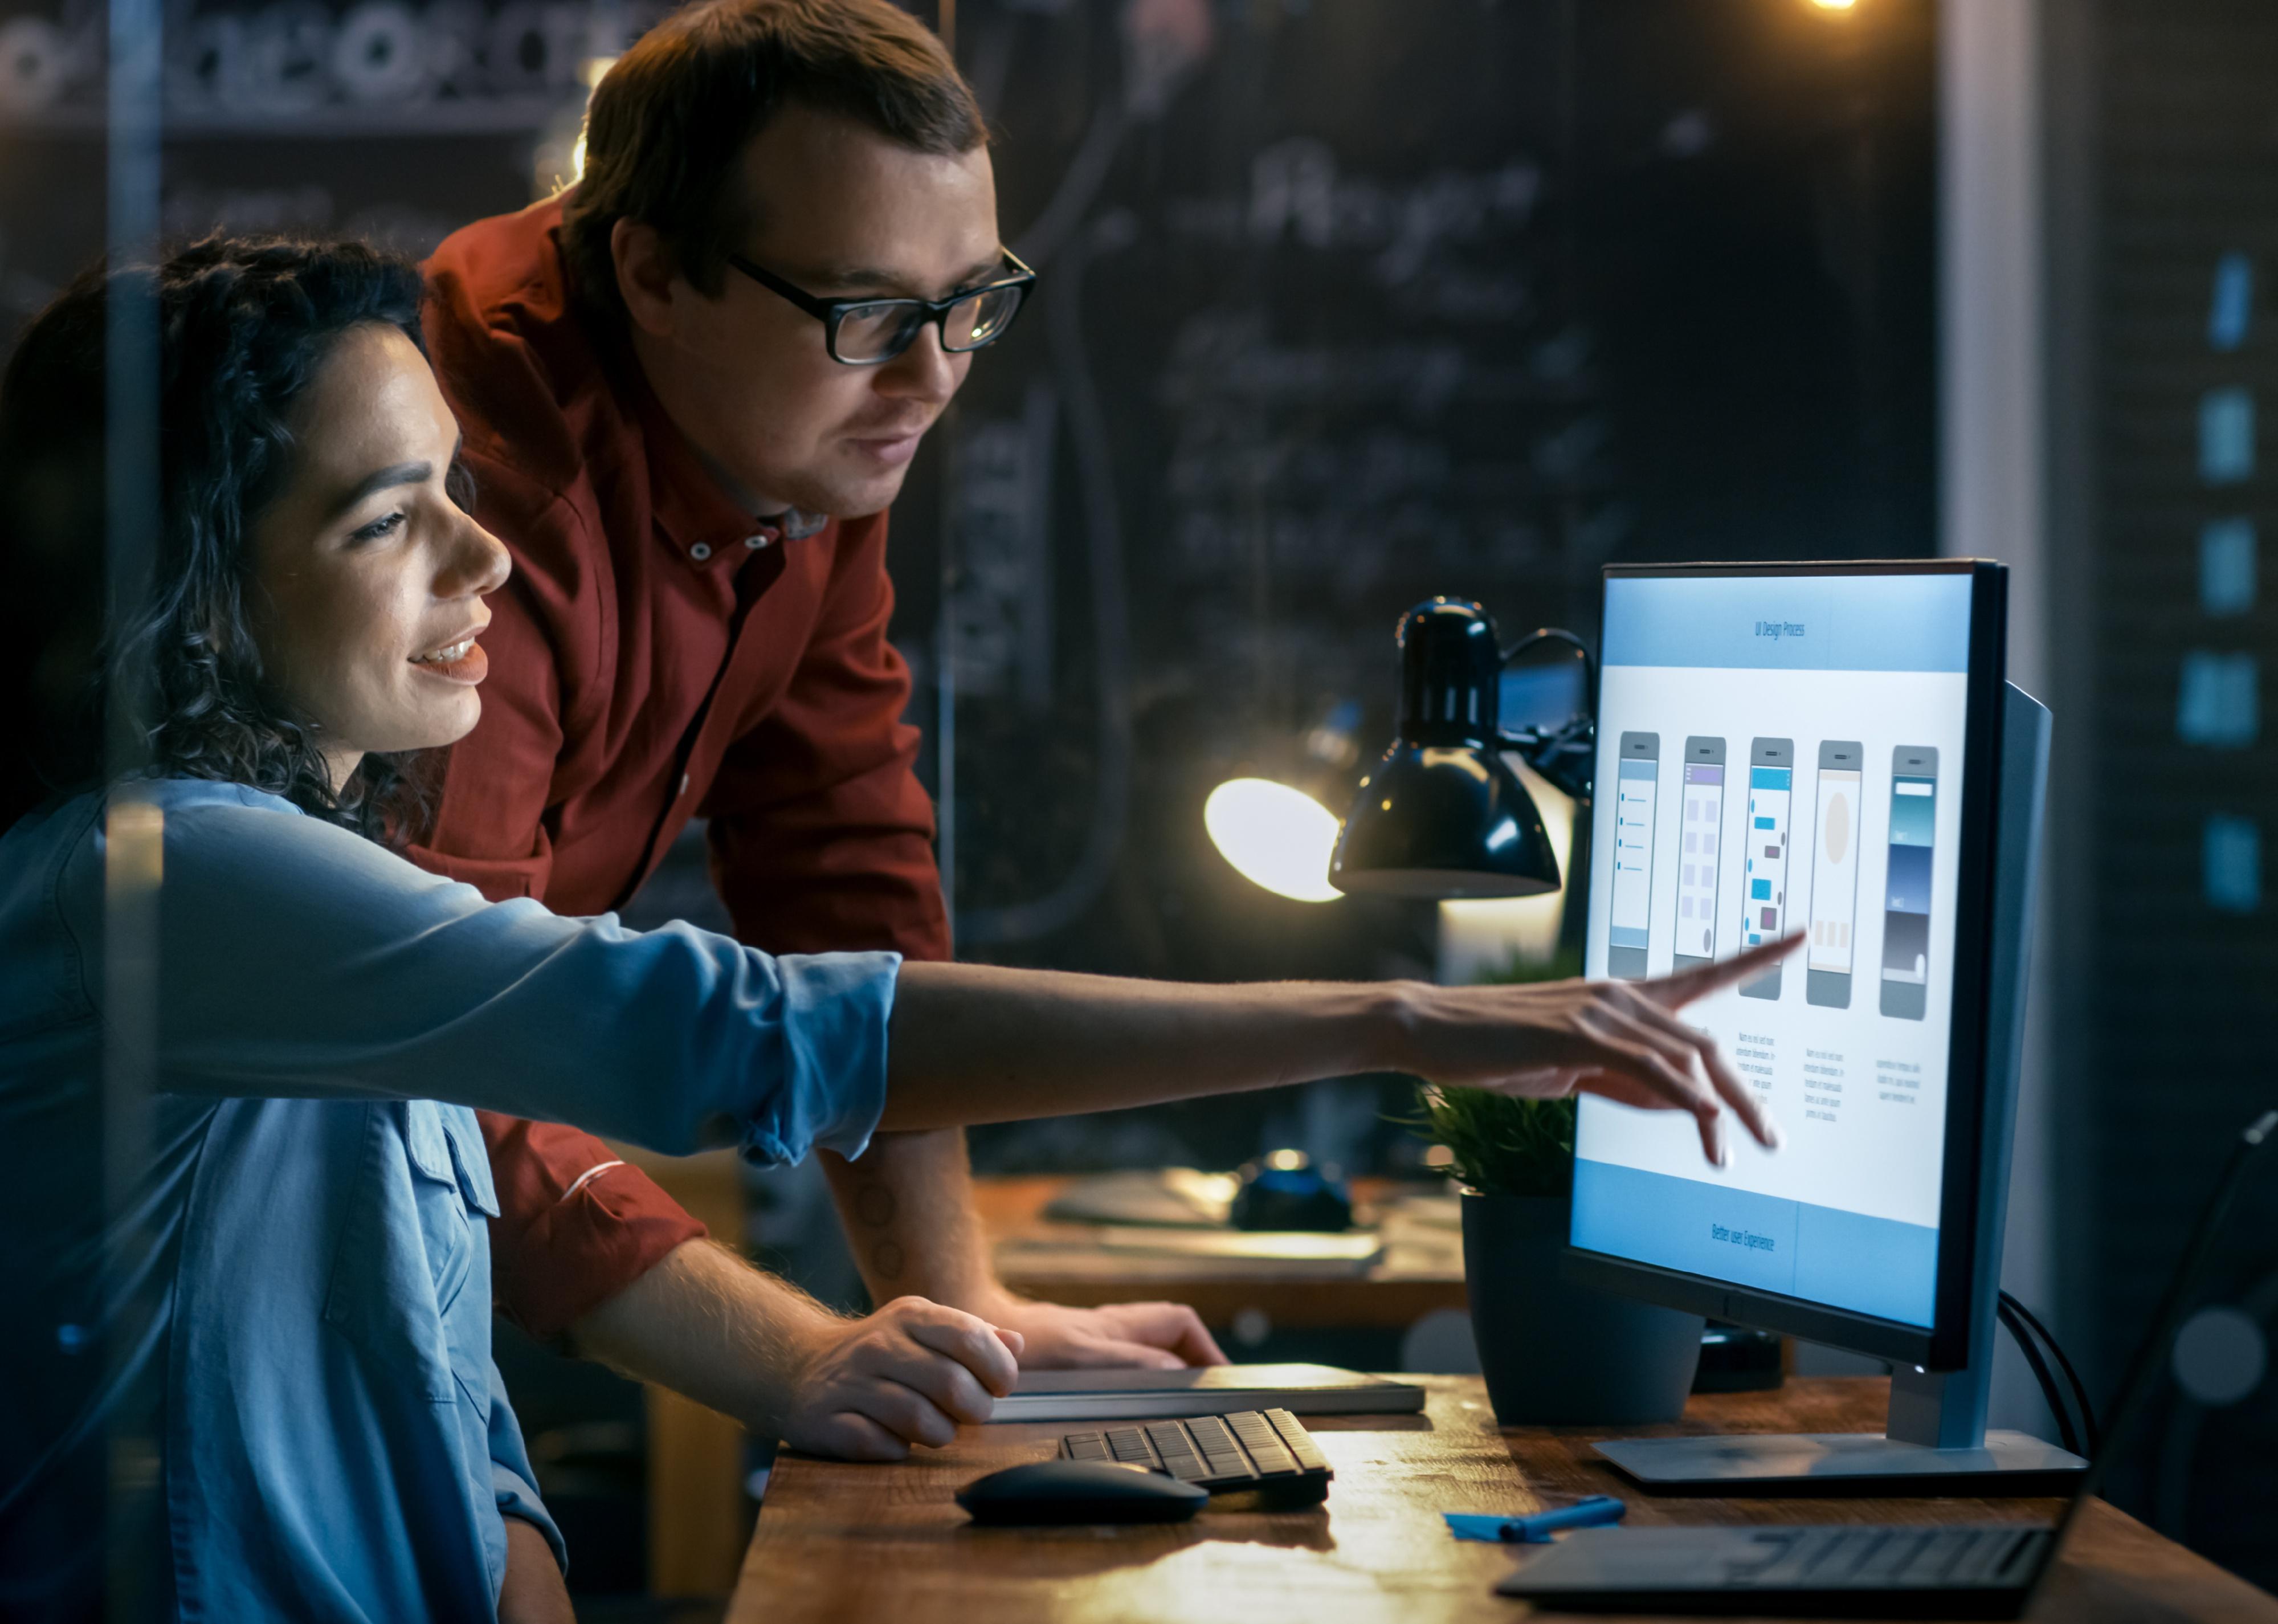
(726, 249, 1037, 366)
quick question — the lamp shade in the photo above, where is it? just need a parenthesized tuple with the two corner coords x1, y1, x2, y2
(1328, 598, 1563, 899)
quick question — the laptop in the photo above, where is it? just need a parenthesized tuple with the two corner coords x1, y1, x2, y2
(1498, 1108, 2276, 1618)
(988, 1363, 1424, 1423)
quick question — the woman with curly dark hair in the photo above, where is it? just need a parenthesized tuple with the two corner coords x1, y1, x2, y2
(0, 239, 597, 1622)
(0, 238, 1788, 1621)
(0, 239, 437, 839)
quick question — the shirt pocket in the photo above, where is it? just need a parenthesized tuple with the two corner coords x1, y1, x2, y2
(324, 1099, 501, 1405)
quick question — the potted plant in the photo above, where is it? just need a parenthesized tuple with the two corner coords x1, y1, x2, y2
(1418, 1082, 1705, 1426)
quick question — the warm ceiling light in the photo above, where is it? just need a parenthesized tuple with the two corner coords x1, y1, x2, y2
(1810, 0, 1859, 9)
(1204, 778, 1344, 904)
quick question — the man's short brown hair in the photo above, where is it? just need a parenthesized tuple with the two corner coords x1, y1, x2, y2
(561, 0, 987, 321)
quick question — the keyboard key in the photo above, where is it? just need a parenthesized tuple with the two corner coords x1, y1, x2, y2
(1906, 1530, 1983, 1584)
(1056, 1409, 1333, 1501)
(1801, 1529, 1865, 1578)
(1853, 1530, 1940, 1585)
(1265, 1410, 1330, 1472)
(1990, 1531, 2043, 1581)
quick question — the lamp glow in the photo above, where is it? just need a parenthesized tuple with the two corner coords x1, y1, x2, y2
(567, 56, 618, 183)
(1205, 778, 1344, 903)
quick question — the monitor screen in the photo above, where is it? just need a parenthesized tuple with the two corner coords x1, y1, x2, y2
(1573, 568, 1977, 1330)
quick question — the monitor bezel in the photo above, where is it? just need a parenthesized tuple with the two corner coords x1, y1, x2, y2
(1562, 557, 2008, 1372)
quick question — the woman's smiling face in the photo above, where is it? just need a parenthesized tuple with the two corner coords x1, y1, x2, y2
(247, 323, 511, 787)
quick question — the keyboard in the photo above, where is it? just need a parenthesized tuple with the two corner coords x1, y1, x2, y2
(1717, 1525, 2051, 1589)
(1058, 1409, 1332, 1504)
(1499, 1522, 2060, 1617)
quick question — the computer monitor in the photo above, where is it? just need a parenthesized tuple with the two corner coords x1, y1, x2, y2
(1565, 560, 2079, 1489)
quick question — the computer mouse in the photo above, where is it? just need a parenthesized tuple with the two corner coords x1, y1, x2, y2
(956, 1459, 1208, 1525)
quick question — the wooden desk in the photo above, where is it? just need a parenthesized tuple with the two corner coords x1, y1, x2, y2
(978, 1174, 1468, 1332)
(728, 1374, 2277, 1623)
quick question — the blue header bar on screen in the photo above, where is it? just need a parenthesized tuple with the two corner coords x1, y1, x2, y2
(1602, 574, 1973, 672)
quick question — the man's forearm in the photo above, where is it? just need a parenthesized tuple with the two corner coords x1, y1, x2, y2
(564, 1234, 1026, 1459)
(818, 1128, 996, 1308)
(565, 1237, 838, 1434)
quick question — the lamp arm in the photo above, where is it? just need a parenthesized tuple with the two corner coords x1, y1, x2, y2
(1499, 626, 1597, 699)
(1494, 627, 1597, 802)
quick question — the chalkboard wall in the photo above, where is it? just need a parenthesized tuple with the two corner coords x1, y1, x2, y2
(906, 0, 1938, 1171)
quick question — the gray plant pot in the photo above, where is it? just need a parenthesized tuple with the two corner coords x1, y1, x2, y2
(1463, 1189, 1705, 1426)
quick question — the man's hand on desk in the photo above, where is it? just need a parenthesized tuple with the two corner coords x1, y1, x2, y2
(569, 1239, 1035, 1461)
(813, 1130, 1225, 1376)
(975, 1292, 1228, 1371)
(780, 1295, 1024, 1460)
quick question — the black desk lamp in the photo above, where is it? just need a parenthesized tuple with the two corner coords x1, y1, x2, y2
(1329, 598, 1596, 900)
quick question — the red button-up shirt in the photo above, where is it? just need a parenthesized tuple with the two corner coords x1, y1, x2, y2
(416, 197, 950, 1339)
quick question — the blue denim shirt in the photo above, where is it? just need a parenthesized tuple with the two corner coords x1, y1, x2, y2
(0, 780, 898, 1619)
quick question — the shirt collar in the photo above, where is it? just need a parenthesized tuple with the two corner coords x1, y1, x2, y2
(613, 339, 830, 564)
(692, 441, 828, 540)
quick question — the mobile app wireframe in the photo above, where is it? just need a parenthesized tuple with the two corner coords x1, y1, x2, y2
(1672, 737, 1726, 970)
(1607, 732, 1661, 980)
(1805, 740, 1865, 1009)
(1738, 737, 1794, 1001)
(1879, 746, 1938, 1021)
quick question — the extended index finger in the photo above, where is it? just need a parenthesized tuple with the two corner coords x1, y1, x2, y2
(1639, 932, 1804, 1008)
(1627, 994, 1783, 1150)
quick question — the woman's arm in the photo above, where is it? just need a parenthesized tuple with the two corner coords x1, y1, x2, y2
(133, 790, 1794, 1168)
(497, 1517, 575, 1624)
(884, 937, 1798, 1164)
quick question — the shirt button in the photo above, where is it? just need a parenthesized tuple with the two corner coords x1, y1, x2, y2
(690, 542, 713, 562)
(679, 773, 691, 796)
(744, 533, 771, 550)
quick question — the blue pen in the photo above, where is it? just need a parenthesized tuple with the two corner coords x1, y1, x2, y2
(1443, 1495, 1627, 1544)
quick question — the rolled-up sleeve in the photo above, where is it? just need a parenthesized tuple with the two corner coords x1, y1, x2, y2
(104, 788, 899, 1166)
(752, 950, 893, 1162)
(478, 1115, 708, 1340)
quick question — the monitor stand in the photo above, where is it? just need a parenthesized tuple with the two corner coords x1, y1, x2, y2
(1594, 1362, 2088, 1495)
(1597, 684, 2088, 1496)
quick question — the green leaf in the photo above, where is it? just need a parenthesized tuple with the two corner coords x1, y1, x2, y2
(1405, 1086, 1576, 1198)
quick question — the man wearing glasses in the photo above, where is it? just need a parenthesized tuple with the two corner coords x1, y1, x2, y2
(418, 0, 1221, 1462)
